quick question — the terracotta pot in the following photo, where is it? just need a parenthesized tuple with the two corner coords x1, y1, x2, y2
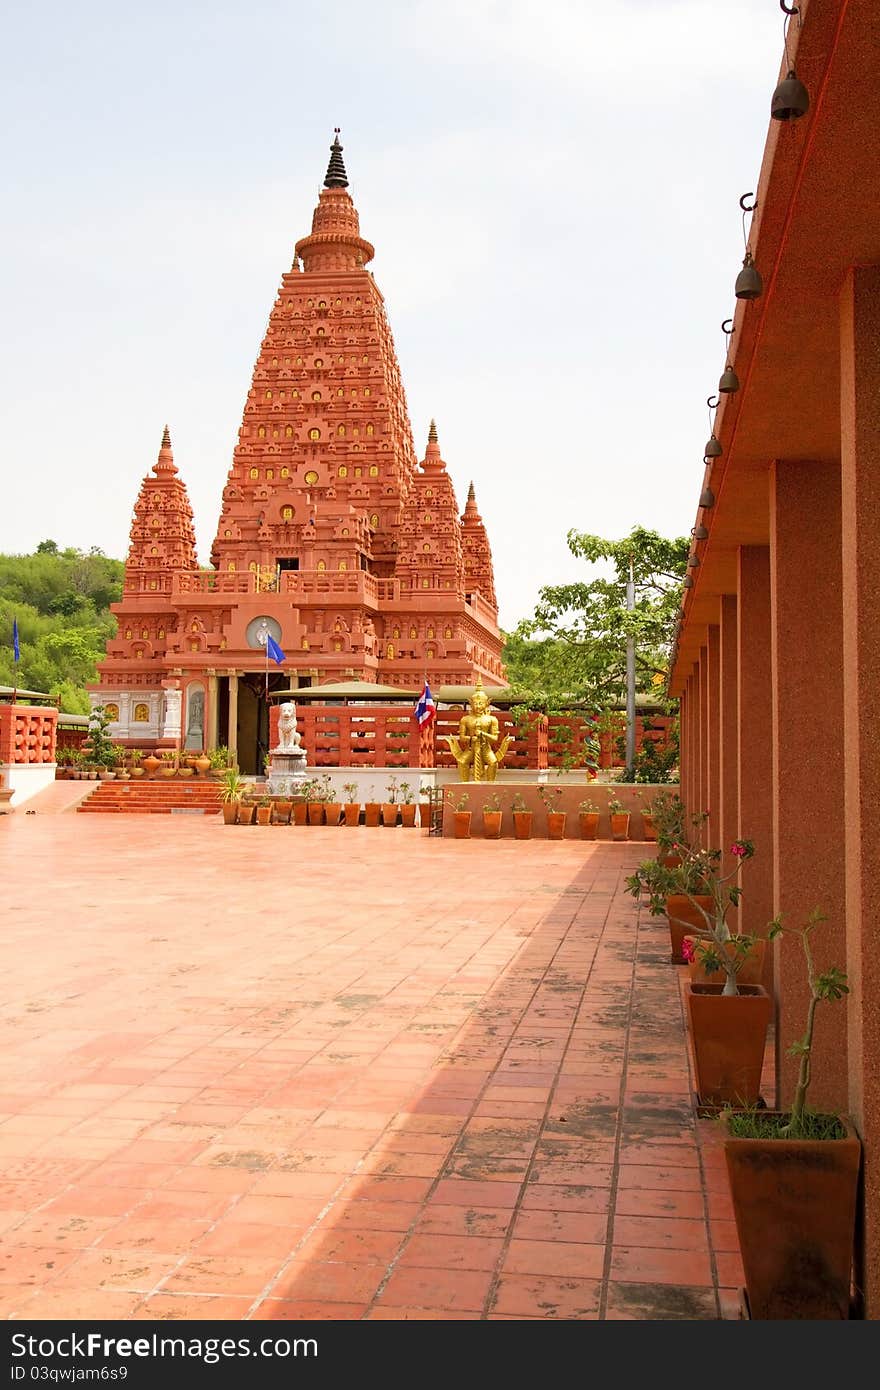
(578, 812, 600, 840)
(685, 936, 767, 987)
(238, 803, 256, 825)
(222, 801, 239, 825)
(546, 811, 567, 840)
(642, 813, 657, 841)
(195, 755, 211, 776)
(610, 812, 630, 841)
(419, 800, 433, 827)
(666, 894, 714, 964)
(364, 802, 382, 827)
(307, 803, 324, 826)
(452, 810, 471, 839)
(256, 805, 272, 826)
(343, 803, 361, 826)
(274, 801, 293, 825)
(659, 852, 682, 869)
(292, 801, 308, 826)
(323, 802, 342, 826)
(381, 803, 398, 827)
(482, 810, 502, 839)
(512, 810, 533, 841)
(721, 1111, 861, 1320)
(685, 982, 772, 1109)
(400, 804, 417, 827)
(142, 755, 160, 777)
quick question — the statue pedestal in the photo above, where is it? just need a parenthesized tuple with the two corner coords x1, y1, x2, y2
(267, 749, 309, 796)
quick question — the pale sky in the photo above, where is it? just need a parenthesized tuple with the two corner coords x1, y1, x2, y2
(1, 0, 787, 631)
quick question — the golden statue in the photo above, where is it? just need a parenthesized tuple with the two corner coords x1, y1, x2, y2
(444, 675, 510, 781)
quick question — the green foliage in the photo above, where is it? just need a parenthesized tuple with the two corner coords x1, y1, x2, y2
(0, 544, 123, 709)
(504, 525, 688, 707)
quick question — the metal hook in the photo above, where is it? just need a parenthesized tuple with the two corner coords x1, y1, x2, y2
(780, 1, 798, 15)
(739, 192, 757, 213)
(721, 318, 734, 335)
(707, 394, 720, 410)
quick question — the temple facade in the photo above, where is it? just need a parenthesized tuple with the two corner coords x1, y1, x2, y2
(93, 134, 504, 771)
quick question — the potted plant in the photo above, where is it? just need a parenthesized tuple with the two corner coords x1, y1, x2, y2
(578, 797, 600, 840)
(607, 795, 630, 841)
(418, 780, 434, 830)
(129, 748, 144, 778)
(398, 781, 417, 828)
(255, 795, 273, 826)
(320, 776, 342, 826)
(649, 789, 686, 865)
(113, 746, 131, 780)
(292, 781, 310, 825)
(238, 796, 256, 826)
(626, 848, 715, 966)
(273, 794, 293, 825)
(382, 775, 399, 828)
(481, 789, 502, 839)
(160, 750, 177, 778)
(363, 791, 382, 827)
(342, 781, 361, 827)
(219, 767, 244, 824)
(672, 838, 772, 1108)
(511, 790, 532, 841)
(538, 783, 566, 840)
(451, 789, 471, 839)
(208, 745, 232, 777)
(640, 795, 658, 841)
(720, 908, 859, 1320)
(305, 778, 325, 825)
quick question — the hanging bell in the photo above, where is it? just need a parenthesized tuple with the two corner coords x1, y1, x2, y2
(772, 69, 810, 121)
(691, 524, 709, 541)
(735, 251, 763, 300)
(704, 433, 723, 459)
(687, 554, 700, 568)
(719, 364, 740, 393)
(699, 487, 715, 508)
(683, 575, 694, 589)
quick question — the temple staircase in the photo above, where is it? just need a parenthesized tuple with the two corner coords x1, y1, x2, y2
(76, 779, 223, 815)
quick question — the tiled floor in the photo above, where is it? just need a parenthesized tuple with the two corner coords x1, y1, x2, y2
(0, 813, 749, 1320)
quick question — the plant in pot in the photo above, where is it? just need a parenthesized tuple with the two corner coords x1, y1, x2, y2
(671, 838, 772, 1109)
(607, 795, 630, 841)
(511, 790, 532, 841)
(577, 796, 600, 840)
(481, 788, 503, 839)
(219, 767, 244, 824)
(128, 748, 144, 778)
(639, 794, 658, 841)
(291, 779, 311, 826)
(342, 781, 361, 827)
(538, 783, 566, 840)
(237, 796, 257, 826)
(255, 795, 273, 826)
(112, 745, 130, 780)
(319, 775, 342, 826)
(720, 908, 859, 1320)
(160, 750, 177, 778)
(650, 789, 686, 865)
(305, 777, 325, 825)
(625, 844, 715, 966)
(382, 774, 399, 828)
(398, 781, 417, 828)
(418, 780, 434, 829)
(451, 789, 471, 839)
(208, 745, 231, 777)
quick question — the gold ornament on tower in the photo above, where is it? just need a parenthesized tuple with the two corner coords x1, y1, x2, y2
(444, 675, 510, 781)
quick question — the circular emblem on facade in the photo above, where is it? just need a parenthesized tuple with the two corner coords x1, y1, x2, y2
(245, 616, 283, 651)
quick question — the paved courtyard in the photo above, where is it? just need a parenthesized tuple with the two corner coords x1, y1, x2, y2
(0, 813, 743, 1320)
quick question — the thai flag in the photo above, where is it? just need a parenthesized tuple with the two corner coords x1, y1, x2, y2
(413, 681, 436, 727)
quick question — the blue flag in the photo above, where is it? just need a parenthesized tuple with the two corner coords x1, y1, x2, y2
(12, 617, 20, 662)
(266, 633, 286, 664)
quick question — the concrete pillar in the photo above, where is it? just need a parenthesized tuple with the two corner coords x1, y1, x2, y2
(770, 460, 846, 1115)
(840, 264, 880, 1317)
(737, 548, 774, 978)
(697, 646, 709, 839)
(227, 673, 239, 767)
(719, 594, 739, 875)
(706, 624, 721, 848)
(207, 672, 219, 752)
(688, 670, 699, 822)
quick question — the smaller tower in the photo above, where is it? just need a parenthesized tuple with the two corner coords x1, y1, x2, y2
(123, 427, 198, 596)
(460, 480, 498, 613)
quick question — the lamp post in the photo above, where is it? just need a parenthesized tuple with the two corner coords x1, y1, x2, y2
(626, 554, 636, 773)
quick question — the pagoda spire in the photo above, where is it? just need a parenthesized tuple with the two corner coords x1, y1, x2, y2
(324, 129, 349, 188)
(153, 424, 178, 475)
(423, 419, 444, 470)
(460, 476, 497, 613)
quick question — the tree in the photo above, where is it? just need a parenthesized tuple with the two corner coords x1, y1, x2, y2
(504, 525, 688, 709)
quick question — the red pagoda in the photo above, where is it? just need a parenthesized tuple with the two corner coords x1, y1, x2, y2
(93, 133, 504, 771)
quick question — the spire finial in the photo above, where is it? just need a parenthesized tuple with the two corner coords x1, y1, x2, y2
(467, 481, 475, 502)
(324, 128, 349, 189)
(428, 418, 438, 444)
(162, 424, 171, 448)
